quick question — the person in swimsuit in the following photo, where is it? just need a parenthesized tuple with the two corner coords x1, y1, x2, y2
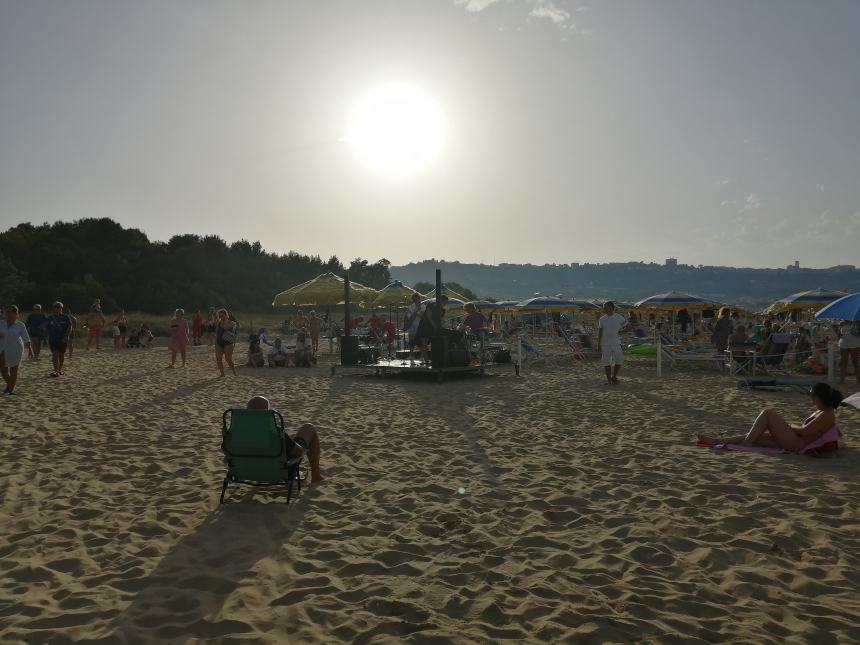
(63, 306, 77, 357)
(86, 304, 106, 350)
(205, 307, 217, 346)
(698, 382, 843, 451)
(215, 308, 238, 376)
(113, 309, 128, 350)
(246, 395, 322, 482)
(167, 308, 189, 368)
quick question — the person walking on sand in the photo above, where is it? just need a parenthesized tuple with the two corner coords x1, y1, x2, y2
(205, 307, 217, 346)
(246, 395, 323, 482)
(0, 305, 33, 394)
(192, 310, 203, 346)
(63, 306, 77, 357)
(46, 301, 72, 377)
(215, 308, 238, 376)
(597, 301, 630, 385)
(25, 304, 48, 359)
(167, 308, 189, 368)
(86, 304, 106, 350)
(308, 311, 321, 354)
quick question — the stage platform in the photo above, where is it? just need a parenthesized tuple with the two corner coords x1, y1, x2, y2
(331, 358, 519, 381)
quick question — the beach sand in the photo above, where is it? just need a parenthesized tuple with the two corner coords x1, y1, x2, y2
(1, 343, 858, 643)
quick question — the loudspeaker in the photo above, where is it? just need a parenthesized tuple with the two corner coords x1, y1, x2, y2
(340, 335, 359, 365)
(430, 336, 449, 368)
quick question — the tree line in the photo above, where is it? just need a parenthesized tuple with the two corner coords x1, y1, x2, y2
(0, 218, 392, 313)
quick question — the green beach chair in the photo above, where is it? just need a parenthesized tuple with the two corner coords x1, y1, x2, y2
(220, 408, 303, 504)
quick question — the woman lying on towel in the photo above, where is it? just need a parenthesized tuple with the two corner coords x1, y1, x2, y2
(698, 382, 843, 451)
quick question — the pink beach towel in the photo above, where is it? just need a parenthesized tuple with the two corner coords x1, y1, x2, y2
(707, 426, 842, 455)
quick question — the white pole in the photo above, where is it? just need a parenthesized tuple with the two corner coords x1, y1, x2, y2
(827, 343, 835, 381)
(518, 338, 523, 374)
(656, 331, 662, 377)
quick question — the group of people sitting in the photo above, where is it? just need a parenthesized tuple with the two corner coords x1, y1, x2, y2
(246, 327, 316, 369)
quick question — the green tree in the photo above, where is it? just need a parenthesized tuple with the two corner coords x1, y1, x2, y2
(0, 253, 30, 304)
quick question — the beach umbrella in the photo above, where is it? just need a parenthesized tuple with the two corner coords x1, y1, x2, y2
(514, 296, 588, 313)
(493, 300, 520, 313)
(271, 272, 377, 307)
(814, 292, 860, 321)
(421, 284, 469, 302)
(422, 297, 466, 308)
(768, 288, 847, 312)
(368, 280, 419, 308)
(635, 291, 722, 311)
(466, 300, 500, 312)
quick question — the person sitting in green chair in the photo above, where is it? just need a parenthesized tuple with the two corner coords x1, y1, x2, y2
(246, 395, 323, 482)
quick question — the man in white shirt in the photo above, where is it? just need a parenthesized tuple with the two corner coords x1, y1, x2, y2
(597, 301, 630, 385)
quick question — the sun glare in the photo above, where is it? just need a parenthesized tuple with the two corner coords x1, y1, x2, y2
(347, 83, 447, 179)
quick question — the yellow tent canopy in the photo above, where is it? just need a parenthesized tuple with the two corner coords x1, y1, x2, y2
(367, 280, 420, 308)
(272, 272, 377, 307)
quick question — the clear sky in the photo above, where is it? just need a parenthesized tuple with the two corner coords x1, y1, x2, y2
(1, 0, 858, 268)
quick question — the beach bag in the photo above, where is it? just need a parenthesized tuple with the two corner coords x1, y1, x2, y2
(221, 325, 237, 344)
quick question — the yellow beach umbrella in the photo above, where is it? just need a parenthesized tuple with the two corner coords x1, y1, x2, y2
(271, 272, 377, 307)
(369, 280, 420, 308)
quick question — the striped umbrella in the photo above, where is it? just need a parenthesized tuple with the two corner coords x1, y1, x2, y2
(493, 300, 521, 313)
(814, 292, 860, 321)
(768, 288, 846, 312)
(514, 296, 590, 313)
(466, 300, 501, 312)
(635, 292, 722, 312)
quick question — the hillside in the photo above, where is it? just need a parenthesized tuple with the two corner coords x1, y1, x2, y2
(390, 260, 860, 309)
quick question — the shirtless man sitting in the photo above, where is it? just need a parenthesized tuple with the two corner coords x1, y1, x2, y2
(246, 395, 323, 482)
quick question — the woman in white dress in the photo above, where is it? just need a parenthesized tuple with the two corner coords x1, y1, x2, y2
(0, 304, 33, 395)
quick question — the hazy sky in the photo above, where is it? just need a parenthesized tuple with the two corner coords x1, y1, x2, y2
(1, 0, 859, 268)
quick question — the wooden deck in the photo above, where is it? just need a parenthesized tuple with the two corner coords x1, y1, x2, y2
(331, 358, 519, 381)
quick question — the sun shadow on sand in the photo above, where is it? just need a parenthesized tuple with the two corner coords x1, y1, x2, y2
(100, 495, 314, 643)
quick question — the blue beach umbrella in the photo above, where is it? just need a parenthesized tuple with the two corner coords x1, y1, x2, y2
(514, 297, 588, 313)
(814, 292, 860, 321)
(635, 291, 720, 311)
(768, 288, 846, 312)
(466, 300, 501, 312)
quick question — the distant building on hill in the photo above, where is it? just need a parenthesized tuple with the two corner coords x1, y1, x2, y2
(665, 258, 678, 267)
(787, 260, 801, 270)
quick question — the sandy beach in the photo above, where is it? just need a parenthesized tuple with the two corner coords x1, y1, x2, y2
(1, 343, 858, 643)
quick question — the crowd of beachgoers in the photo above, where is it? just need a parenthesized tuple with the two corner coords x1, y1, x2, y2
(1, 295, 859, 394)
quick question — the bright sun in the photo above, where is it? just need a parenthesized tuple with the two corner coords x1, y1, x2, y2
(347, 83, 447, 179)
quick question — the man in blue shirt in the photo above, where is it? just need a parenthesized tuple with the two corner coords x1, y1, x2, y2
(45, 301, 72, 377)
(26, 304, 48, 359)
